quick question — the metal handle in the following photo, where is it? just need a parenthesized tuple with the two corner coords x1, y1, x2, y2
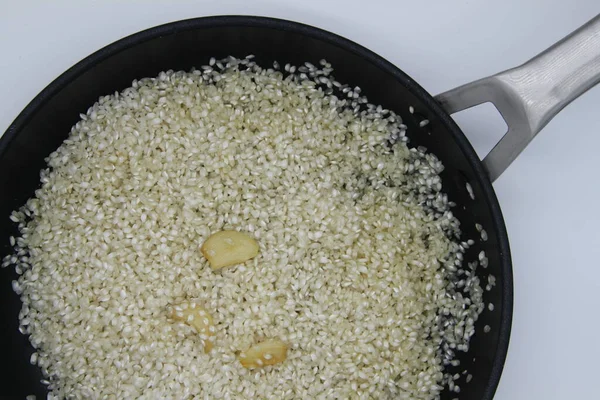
(435, 14, 600, 182)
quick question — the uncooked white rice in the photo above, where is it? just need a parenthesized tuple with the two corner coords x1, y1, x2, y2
(3, 56, 485, 399)
(465, 182, 475, 200)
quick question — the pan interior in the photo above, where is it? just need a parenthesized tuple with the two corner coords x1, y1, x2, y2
(0, 17, 511, 399)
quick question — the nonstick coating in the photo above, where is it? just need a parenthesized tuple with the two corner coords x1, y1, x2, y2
(0, 16, 512, 399)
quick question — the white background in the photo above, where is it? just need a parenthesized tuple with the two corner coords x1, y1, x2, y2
(1, 1, 599, 399)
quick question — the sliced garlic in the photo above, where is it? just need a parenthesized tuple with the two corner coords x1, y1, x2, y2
(201, 230, 259, 270)
(169, 302, 215, 352)
(238, 339, 288, 369)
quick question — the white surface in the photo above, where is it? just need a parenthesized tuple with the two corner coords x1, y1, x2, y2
(1, 1, 599, 399)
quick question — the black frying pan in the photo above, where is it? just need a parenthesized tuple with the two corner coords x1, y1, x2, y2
(1, 15, 598, 399)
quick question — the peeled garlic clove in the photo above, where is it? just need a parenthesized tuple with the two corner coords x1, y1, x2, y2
(238, 339, 288, 369)
(170, 302, 215, 352)
(201, 230, 259, 270)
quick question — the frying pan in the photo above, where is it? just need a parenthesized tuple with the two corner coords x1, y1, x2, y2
(1, 14, 599, 399)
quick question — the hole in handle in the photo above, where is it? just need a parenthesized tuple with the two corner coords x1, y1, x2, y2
(451, 102, 508, 160)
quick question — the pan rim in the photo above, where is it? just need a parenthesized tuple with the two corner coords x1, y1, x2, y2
(0, 15, 513, 400)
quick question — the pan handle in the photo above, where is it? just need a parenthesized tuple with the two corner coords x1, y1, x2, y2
(435, 14, 600, 182)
